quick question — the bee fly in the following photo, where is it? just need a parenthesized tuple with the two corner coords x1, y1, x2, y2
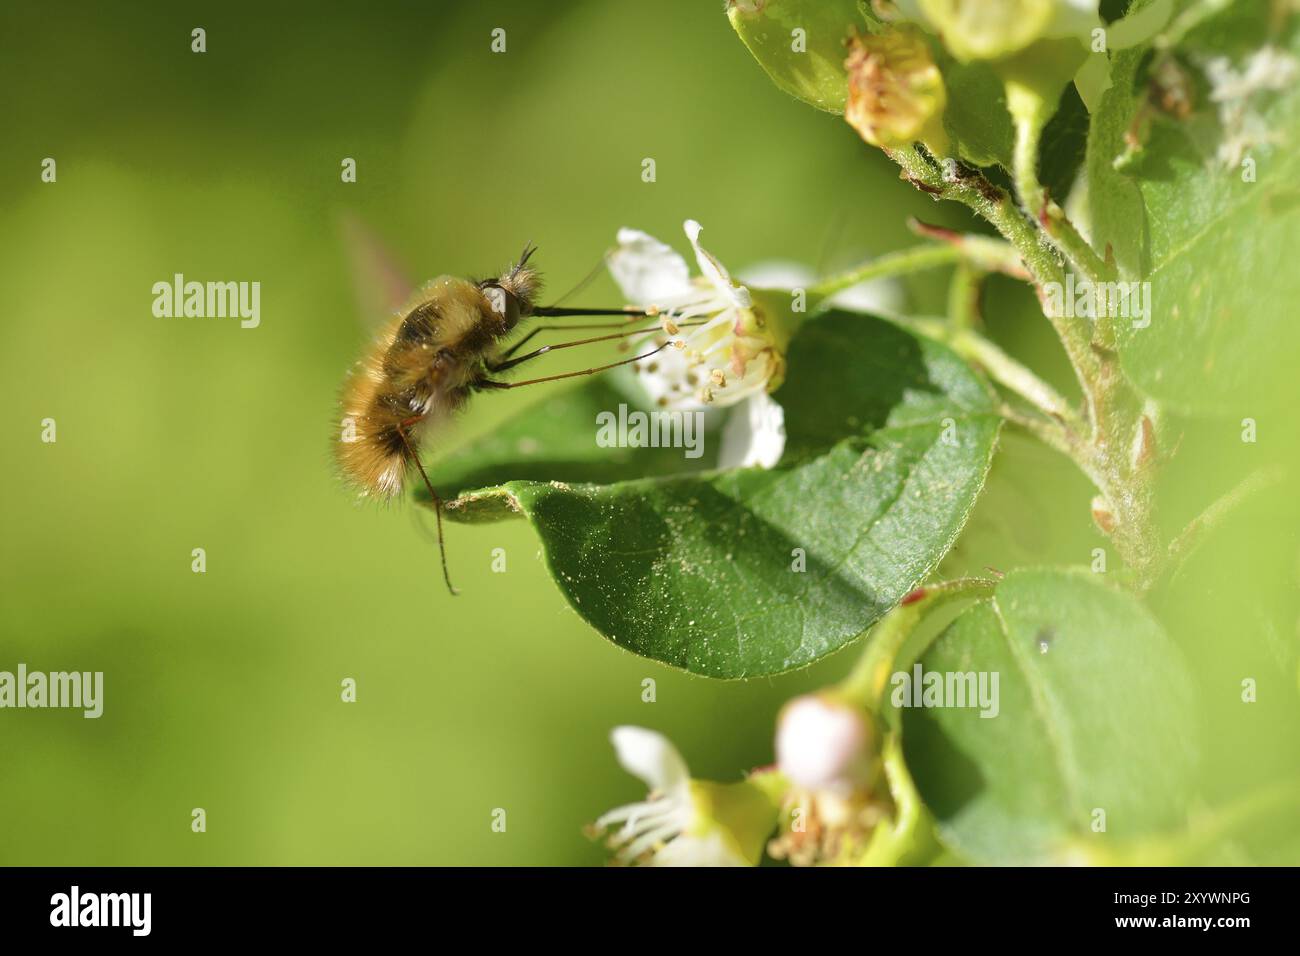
(335, 244, 692, 595)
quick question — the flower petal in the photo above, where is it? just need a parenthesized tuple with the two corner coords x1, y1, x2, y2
(649, 828, 750, 867)
(775, 695, 873, 792)
(610, 726, 691, 794)
(718, 393, 786, 470)
(684, 220, 751, 309)
(632, 343, 705, 411)
(607, 228, 694, 304)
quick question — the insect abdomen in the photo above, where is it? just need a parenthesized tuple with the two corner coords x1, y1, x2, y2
(334, 277, 499, 498)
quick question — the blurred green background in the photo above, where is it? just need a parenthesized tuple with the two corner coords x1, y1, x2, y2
(1, 1, 1295, 865)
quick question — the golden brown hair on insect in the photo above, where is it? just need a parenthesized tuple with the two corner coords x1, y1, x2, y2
(335, 243, 689, 596)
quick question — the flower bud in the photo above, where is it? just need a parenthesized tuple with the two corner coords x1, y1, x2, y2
(844, 27, 949, 154)
(916, 0, 1099, 63)
(775, 693, 875, 793)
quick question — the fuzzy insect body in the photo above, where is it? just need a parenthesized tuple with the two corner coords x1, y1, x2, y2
(336, 265, 540, 500)
(333, 245, 666, 595)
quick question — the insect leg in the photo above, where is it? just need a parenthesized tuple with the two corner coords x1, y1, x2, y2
(394, 427, 458, 597)
(488, 320, 704, 373)
(489, 327, 653, 373)
(497, 321, 647, 364)
(478, 342, 671, 390)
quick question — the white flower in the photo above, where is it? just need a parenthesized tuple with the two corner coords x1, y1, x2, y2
(775, 695, 875, 795)
(719, 392, 786, 470)
(767, 695, 886, 865)
(1205, 46, 1299, 169)
(589, 726, 780, 866)
(607, 221, 784, 411)
(1206, 46, 1299, 103)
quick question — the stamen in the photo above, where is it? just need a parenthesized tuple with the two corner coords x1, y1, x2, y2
(691, 312, 734, 337)
(620, 821, 684, 861)
(594, 798, 666, 831)
(611, 805, 682, 847)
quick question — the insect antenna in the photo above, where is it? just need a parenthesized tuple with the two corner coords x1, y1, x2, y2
(511, 241, 538, 278)
(395, 427, 458, 597)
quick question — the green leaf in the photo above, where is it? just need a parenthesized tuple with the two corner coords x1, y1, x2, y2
(1087, 7, 1300, 413)
(1083, 40, 1149, 278)
(726, 0, 865, 112)
(423, 377, 722, 523)
(1038, 80, 1089, 200)
(940, 57, 1015, 168)
(426, 311, 1000, 679)
(902, 568, 1199, 864)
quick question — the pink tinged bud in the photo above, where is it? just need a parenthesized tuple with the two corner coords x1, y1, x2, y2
(775, 695, 874, 792)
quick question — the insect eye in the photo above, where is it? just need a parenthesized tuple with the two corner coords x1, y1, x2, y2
(481, 284, 519, 325)
(481, 285, 505, 313)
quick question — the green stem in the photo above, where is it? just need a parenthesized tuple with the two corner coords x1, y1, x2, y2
(816, 232, 1099, 490)
(839, 580, 995, 867)
(855, 733, 934, 866)
(809, 243, 961, 301)
(901, 313, 1104, 489)
(906, 220, 1033, 278)
(839, 577, 998, 713)
(1007, 80, 1113, 284)
(1009, 84, 1049, 217)
(886, 143, 1164, 587)
(905, 316, 1080, 430)
(1165, 466, 1287, 585)
(997, 402, 1098, 479)
(888, 147, 1061, 282)
(887, 145, 1102, 409)
(946, 262, 980, 331)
